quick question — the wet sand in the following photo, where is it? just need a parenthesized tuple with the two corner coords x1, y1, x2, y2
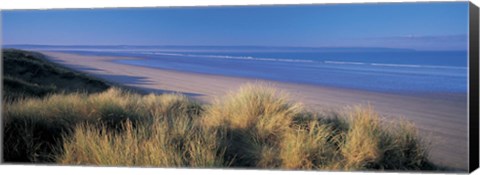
(40, 51, 469, 171)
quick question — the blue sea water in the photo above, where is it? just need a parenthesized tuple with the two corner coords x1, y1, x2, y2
(26, 46, 469, 94)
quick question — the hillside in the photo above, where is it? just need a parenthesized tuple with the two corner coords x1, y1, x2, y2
(2, 49, 109, 101)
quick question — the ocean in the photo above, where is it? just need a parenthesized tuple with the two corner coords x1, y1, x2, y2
(11, 46, 469, 94)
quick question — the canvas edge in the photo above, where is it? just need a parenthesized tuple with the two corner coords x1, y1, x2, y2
(469, 1, 480, 173)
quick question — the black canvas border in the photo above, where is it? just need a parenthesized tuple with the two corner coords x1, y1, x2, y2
(469, 1, 479, 173)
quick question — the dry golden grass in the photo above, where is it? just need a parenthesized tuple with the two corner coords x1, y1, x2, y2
(201, 84, 303, 167)
(3, 84, 436, 171)
(3, 88, 203, 163)
(341, 106, 384, 169)
(202, 83, 302, 129)
(58, 119, 224, 167)
(279, 120, 339, 169)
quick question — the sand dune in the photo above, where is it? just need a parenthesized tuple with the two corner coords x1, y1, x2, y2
(40, 51, 468, 171)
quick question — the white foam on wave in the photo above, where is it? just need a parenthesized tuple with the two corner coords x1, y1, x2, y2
(369, 63, 466, 69)
(324, 60, 466, 69)
(137, 51, 466, 70)
(139, 51, 315, 63)
(324, 61, 366, 65)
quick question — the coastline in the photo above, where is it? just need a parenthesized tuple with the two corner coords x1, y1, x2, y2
(39, 51, 468, 170)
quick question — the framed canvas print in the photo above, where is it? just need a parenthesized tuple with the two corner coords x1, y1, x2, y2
(1, 0, 479, 174)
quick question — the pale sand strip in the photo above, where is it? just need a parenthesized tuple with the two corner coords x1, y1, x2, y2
(40, 51, 468, 171)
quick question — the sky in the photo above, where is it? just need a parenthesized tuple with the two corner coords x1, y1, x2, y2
(1, 2, 470, 50)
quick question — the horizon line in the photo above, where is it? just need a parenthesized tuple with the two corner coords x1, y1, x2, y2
(2, 44, 471, 52)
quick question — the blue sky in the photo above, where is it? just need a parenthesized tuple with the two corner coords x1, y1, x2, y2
(1, 2, 469, 50)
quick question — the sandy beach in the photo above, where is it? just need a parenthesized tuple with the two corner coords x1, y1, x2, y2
(40, 51, 469, 170)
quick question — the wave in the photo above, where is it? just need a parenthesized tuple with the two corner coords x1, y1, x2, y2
(324, 60, 466, 69)
(138, 52, 315, 63)
(136, 51, 466, 70)
(324, 61, 366, 65)
(369, 63, 466, 69)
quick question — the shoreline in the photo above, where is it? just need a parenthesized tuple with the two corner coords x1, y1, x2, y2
(39, 51, 468, 170)
(40, 50, 468, 101)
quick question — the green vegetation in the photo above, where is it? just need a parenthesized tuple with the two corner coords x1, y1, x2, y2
(2, 50, 437, 171)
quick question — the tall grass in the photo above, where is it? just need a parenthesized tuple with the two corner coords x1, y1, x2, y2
(279, 120, 340, 169)
(201, 84, 303, 167)
(58, 119, 224, 167)
(3, 84, 436, 171)
(3, 88, 205, 163)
